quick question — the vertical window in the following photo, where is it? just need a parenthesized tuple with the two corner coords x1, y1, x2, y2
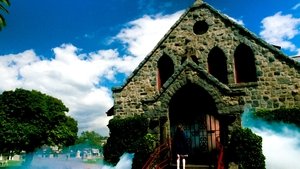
(157, 54, 174, 89)
(234, 44, 257, 83)
(208, 47, 228, 84)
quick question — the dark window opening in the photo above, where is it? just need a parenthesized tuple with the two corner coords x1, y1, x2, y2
(208, 47, 228, 84)
(191, 55, 199, 64)
(181, 56, 187, 64)
(234, 44, 257, 83)
(193, 21, 209, 35)
(157, 54, 174, 89)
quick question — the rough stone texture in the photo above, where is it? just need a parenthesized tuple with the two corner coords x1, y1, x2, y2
(111, 2, 300, 117)
(109, 1, 300, 166)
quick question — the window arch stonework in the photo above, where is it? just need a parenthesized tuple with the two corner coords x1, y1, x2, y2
(234, 44, 257, 83)
(208, 47, 229, 84)
(157, 54, 174, 89)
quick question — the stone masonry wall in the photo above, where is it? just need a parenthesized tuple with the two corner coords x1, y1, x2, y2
(112, 3, 300, 117)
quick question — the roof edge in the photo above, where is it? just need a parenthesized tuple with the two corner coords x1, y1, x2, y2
(112, 1, 300, 93)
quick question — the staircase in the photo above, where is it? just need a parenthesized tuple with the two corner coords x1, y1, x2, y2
(142, 136, 224, 169)
(169, 164, 215, 169)
(142, 139, 172, 169)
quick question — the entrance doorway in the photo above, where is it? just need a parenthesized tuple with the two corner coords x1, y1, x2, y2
(169, 83, 220, 165)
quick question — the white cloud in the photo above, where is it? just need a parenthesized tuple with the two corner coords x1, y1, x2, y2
(260, 12, 300, 54)
(292, 3, 300, 10)
(0, 50, 39, 90)
(0, 44, 148, 135)
(225, 14, 244, 26)
(0, 45, 121, 135)
(115, 11, 184, 59)
(0, 11, 183, 136)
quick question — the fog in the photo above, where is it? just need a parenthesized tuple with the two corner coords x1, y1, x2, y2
(10, 153, 134, 169)
(242, 108, 300, 169)
(8, 107, 300, 169)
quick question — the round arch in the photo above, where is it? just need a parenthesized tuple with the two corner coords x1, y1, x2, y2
(169, 83, 217, 123)
(168, 83, 220, 165)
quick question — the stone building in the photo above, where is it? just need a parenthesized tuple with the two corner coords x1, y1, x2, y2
(107, 0, 300, 167)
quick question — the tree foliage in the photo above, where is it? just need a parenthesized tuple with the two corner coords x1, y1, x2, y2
(228, 127, 265, 169)
(255, 107, 300, 127)
(76, 131, 106, 149)
(0, 88, 78, 155)
(0, 0, 10, 30)
(104, 115, 156, 169)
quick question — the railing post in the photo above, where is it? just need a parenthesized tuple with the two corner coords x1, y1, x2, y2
(216, 136, 224, 169)
(176, 154, 180, 169)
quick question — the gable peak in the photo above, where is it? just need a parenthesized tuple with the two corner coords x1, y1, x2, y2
(193, 0, 203, 6)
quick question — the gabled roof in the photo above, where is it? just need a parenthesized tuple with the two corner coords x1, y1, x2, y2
(112, 1, 300, 93)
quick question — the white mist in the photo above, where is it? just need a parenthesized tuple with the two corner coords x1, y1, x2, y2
(242, 108, 300, 169)
(102, 153, 134, 169)
(18, 152, 134, 169)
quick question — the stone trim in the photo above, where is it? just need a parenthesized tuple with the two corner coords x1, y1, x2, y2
(141, 60, 245, 118)
(143, 60, 245, 104)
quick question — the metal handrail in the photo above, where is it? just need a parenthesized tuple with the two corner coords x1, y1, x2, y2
(144, 136, 224, 169)
(142, 139, 171, 169)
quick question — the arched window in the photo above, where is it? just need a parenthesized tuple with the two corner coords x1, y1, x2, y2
(234, 44, 257, 83)
(208, 47, 228, 84)
(157, 54, 174, 89)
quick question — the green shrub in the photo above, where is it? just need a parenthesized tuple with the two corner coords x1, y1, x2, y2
(228, 127, 265, 169)
(255, 108, 300, 127)
(103, 115, 156, 169)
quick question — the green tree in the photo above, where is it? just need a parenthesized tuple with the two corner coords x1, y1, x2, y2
(76, 131, 107, 149)
(0, 0, 10, 30)
(228, 127, 265, 169)
(104, 115, 156, 169)
(0, 88, 78, 156)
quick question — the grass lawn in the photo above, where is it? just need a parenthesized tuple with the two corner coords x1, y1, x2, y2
(0, 160, 23, 168)
(83, 157, 103, 164)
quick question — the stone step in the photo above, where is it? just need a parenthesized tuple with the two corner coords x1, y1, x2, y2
(169, 164, 215, 169)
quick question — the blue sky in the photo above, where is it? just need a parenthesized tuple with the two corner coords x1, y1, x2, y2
(0, 1, 300, 167)
(1, 0, 300, 133)
(1, 0, 300, 57)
